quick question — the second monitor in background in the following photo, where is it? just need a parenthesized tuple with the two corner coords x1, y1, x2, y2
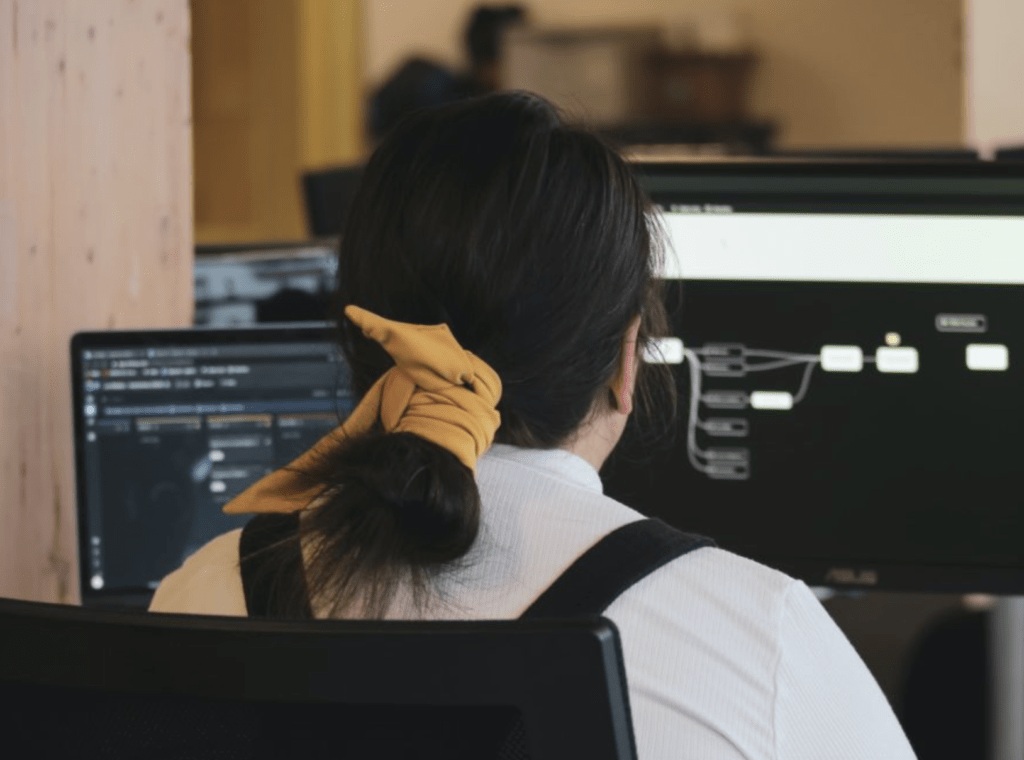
(194, 241, 338, 327)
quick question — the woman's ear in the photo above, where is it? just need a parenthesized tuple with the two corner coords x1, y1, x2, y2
(610, 316, 643, 415)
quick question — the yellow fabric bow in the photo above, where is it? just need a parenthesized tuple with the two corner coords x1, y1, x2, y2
(222, 305, 502, 515)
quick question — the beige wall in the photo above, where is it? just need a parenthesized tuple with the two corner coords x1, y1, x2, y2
(365, 0, 963, 148)
(966, 0, 1024, 156)
(0, 0, 194, 602)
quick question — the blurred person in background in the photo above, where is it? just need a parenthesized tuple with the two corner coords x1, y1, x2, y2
(464, 4, 527, 92)
(369, 4, 527, 141)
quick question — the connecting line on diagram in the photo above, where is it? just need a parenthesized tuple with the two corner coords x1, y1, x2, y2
(658, 332, 1006, 480)
(678, 342, 886, 481)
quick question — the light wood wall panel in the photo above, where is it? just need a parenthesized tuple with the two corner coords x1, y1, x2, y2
(0, 0, 193, 603)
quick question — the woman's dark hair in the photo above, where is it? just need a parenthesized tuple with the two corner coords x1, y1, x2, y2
(267, 92, 674, 618)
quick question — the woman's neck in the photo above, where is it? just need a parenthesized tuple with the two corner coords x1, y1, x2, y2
(560, 408, 628, 472)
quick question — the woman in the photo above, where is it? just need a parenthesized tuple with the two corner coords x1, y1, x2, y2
(152, 93, 915, 759)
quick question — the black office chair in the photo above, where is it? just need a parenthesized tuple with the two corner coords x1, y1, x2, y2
(301, 165, 363, 238)
(0, 597, 636, 760)
(899, 609, 990, 760)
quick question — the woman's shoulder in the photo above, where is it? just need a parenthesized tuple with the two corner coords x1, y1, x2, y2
(676, 544, 797, 601)
(608, 546, 887, 758)
(607, 540, 808, 695)
(148, 528, 247, 616)
(614, 542, 800, 642)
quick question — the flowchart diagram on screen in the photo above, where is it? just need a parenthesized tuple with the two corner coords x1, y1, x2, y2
(645, 330, 1010, 481)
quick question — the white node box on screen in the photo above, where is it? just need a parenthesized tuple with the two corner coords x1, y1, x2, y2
(749, 391, 794, 411)
(820, 345, 864, 372)
(875, 346, 919, 374)
(966, 343, 1009, 372)
(644, 337, 685, 364)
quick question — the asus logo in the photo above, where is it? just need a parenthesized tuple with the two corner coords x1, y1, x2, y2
(824, 567, 879, 586)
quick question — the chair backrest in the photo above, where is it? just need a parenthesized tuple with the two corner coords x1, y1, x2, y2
(0, 597, 636, 760)
(994, 146, 1024, 162)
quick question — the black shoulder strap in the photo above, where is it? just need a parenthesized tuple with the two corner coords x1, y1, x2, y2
(239, 513, 312, 618)
(240, 514, 713, 620)
(520, 518, 715, 619)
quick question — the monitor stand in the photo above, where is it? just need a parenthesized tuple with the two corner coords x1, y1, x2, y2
(991, 597, 1024, 760)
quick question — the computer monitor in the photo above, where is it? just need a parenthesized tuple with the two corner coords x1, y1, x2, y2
(71, 325, 352, 608)
(601, 160, 1024, 593)
(194, 241, 337, 327)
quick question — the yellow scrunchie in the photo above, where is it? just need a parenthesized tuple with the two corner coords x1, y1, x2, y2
(223, 305, 502, 515)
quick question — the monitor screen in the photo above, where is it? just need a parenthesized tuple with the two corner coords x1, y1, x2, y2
(601, 162, 1024, 593)
(194, 242, 337, 327)
(72, 326, 353, 605)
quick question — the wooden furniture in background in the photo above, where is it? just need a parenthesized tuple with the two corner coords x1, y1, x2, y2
(192, 0, 364, 244)
(646, 52, 756, 123)
(0, 0, 194, 603)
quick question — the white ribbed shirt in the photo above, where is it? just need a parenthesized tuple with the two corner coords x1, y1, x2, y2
(151, 443, 917, 760)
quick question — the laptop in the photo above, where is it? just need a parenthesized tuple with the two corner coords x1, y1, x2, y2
(71, 323, 353, 609)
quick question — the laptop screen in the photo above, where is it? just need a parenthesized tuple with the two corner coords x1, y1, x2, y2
(71, 325, 352, 605)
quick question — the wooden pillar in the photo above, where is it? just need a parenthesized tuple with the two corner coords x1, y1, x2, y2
(0, 0, 193, 603)
(192, 0, 364, 243)
(297, 0, 366, 168)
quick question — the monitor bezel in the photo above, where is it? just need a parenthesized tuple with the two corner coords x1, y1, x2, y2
(195, 239, 338, 257)
(634, 159, 1024, 214)
(70, 323, 336, 607)
(631, 159, 1024, 594)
